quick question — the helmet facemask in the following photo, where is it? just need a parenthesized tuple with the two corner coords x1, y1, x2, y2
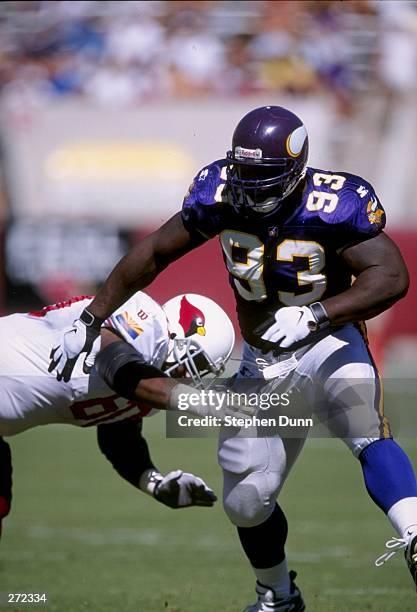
(226, 152, 306, 216)
(164, 337, 226, 387)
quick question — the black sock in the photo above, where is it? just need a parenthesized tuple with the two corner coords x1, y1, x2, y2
(237, 503, 288, 568)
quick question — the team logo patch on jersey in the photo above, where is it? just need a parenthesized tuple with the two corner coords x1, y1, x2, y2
(178, 296, 206, 337)
(115, 312, 144, 339)
(367, 199, 384, 225)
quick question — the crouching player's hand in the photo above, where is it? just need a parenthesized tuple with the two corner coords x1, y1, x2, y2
(155, 470, 217, 508)
(140, 469, 217, 508)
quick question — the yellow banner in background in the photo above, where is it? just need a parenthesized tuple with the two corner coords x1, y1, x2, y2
(45, 142, 193, 181)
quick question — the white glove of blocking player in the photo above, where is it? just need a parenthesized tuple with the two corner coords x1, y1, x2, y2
(260, 306, 316, 348)
(49, 310, 103, 382)
(148, 469, 217, 508)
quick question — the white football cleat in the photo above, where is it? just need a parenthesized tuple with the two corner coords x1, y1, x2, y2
(244, 571, 305, 612)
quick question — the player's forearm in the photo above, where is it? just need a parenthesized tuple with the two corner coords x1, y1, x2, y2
(133, 377, 179, 410)
(135, 380, 243, 419)
(322, 266, 409, 325)
(133, 380, 219, 416)
(96, 341, 234, 417)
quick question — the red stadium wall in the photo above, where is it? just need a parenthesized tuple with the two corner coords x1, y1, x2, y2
(364, 229, 417, 370)
(384, 230, 417, 337)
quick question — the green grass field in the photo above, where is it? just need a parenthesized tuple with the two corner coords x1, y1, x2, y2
(1, 415, 417, 612)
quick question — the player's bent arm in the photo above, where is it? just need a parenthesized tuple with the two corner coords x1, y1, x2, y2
(48, 213, 204, 382)
(97, 329, 235, 418)
(322, 232, 409, 325)
(96, 422, 216, 508)
(49, 214, 206, 382)
(89, 213, 201, 321)
(97, 329, 178, 408)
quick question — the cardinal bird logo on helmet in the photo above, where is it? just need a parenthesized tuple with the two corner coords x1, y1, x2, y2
(178, 296, 206, 337)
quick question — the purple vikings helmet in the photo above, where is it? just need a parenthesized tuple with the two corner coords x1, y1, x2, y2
(226, 106, 309, 214)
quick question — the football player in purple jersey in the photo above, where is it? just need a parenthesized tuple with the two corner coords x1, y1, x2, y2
(49, 106, 417, 611)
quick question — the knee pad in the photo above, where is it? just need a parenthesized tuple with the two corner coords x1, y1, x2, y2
(223, 471, 279, 528)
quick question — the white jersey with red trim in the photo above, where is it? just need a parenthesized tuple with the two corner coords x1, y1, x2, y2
(0, 292, 170, 436)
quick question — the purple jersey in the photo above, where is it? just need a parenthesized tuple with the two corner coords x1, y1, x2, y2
(182, 160, 386, 347)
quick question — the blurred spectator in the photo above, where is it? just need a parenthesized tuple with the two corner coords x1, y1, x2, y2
(220, 34, 261, 96)
(0, 0, 415, 113)
(376, 1, 417, 98)
(166, 16, 227, 96)
(105, 15, 165, 66)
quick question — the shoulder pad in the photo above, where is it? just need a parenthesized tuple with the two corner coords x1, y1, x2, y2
(304, 168, 385, 233)
(183, 159, 228, 208)
(105, 292, 169, 367)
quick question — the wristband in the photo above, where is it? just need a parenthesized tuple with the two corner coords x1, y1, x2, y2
(308, 302, 330, 331)
(139, 468, 164, 496)
(80, 308, 104, 331)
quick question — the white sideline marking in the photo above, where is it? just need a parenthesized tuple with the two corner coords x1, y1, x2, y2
(27, 525, 161, 546)
(9, 524, 233, 549)
(290, 547, 350, 564)
(324, 588, 410, 596)
(9, 524, 365, 563)
(8, 524, 382, 568)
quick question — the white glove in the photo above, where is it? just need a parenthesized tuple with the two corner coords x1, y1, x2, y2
(260, 306, 316, 348)
(48, 310, 102, 382)
(153, 470, 217, 508)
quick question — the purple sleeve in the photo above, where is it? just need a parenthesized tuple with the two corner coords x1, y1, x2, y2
(181, 162, 227, 239)
(333, 184, 386, 251)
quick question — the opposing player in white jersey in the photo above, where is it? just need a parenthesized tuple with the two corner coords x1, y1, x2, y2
(0, 291, 235, 536)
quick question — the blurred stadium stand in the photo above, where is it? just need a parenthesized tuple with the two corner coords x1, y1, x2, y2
(0, 0, 416, 374)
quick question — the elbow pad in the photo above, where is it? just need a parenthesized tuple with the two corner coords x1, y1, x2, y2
(95, 340, 167, 400)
